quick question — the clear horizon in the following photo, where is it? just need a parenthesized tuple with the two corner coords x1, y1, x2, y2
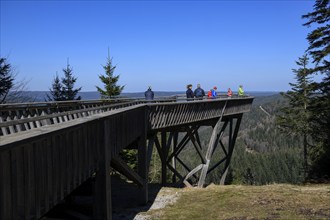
(25, 90, 282, 93)
(1, 1, 315, 93)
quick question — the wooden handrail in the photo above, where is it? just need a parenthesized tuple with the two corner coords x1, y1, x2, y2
(0, 96, 253, 136)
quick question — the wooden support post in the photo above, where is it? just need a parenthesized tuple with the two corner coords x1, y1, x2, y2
(0, 151, 11, 220)
(138, 132, 148, 205)
(94, 121, 112, 220)
(161, 131, 167, 186)
(146, 138, 154, 171)
(220, 115, 242, 185)
(197, 101, 227, 188)
(172, 132, 178, 183)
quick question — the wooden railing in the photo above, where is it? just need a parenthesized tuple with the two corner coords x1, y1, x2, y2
(0, 96, 253, 136)
(147, 97, 253, 130)
(0, 97, 176, 136)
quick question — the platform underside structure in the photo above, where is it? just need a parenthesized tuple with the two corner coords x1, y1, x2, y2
(148, 115, 243, 187)
(0, 96, 253, 219)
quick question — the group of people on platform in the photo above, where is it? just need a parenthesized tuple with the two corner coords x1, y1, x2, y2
(186, 84, 244, 99)
(144, 84, 244, 100)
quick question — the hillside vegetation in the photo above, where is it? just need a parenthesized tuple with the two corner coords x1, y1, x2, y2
(230, 94, 304, 185)
(142, 184, 330, 220)
(160, 94, 306, 186)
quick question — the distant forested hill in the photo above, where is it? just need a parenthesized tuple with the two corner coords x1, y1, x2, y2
(20, 91, 185, 101)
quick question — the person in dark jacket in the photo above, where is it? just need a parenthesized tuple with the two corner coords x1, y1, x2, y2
(145, 86, 154, 100)
(186, 84, 194, 100)
(194, 84, 205, 99)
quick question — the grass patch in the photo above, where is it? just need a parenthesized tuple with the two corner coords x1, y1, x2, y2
(147, 184, 330, 220)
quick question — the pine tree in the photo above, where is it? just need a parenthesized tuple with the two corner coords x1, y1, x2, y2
(46, 73, 63, 101)
(47, 61, 82, 101)
(302, 0, 330, 178)
(96, 53, 124, 99)
(0, 58, 14, 103)
(302, 0, 329, 73)
(61, 63, 81, 100)
(277, 54, 314, 177)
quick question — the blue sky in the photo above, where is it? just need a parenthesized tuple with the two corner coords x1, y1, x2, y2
(1, 0, 314, 92)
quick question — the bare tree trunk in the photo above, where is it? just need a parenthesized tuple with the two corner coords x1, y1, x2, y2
(303, 133, 308, 179)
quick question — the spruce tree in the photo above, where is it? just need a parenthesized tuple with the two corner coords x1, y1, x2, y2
(47, 62, 81, 101)
(302, 0, 330, 177)
(277, 54, 314, 177)
(96, 54, 124, 99)
(46, 73, 63, 101)
(61, 63, 81, 100)
(0, 57, 14, 103)
(302, 0, 329, 73)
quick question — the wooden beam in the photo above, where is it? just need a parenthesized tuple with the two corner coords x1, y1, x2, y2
(166, 132, 190, 163)
(175, 156, 199, 181)
(187, 128, 206, 164)
(111, 156, 144, 187)
(184, 164, 203, 187)
(166, 162, 185, 184)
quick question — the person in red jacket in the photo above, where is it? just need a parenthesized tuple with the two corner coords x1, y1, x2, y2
(207, 89, 212, 98)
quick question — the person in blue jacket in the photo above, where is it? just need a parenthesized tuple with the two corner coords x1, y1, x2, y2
(211, 86, 217, 98)
(145, 86, 154, 100)
(194, 84, 205, 99)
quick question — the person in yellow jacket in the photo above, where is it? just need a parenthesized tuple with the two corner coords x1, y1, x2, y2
(238, 85, 244, 96)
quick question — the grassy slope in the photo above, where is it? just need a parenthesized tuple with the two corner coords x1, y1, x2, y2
(145, 184, 330, 220)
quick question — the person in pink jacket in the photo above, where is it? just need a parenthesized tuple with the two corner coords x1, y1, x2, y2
(227, 88, 233, 97)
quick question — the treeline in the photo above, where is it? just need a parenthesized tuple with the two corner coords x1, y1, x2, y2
(219, 1, 329, 182)
(0, 51, 124, 103)
(276, 0, 329, 180)
(229, 95, 304, 185)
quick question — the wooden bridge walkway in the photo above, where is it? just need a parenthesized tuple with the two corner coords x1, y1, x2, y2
(0, 95, 253, 219)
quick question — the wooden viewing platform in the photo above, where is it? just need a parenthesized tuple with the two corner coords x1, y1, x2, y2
(0, 95, 253, 220)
